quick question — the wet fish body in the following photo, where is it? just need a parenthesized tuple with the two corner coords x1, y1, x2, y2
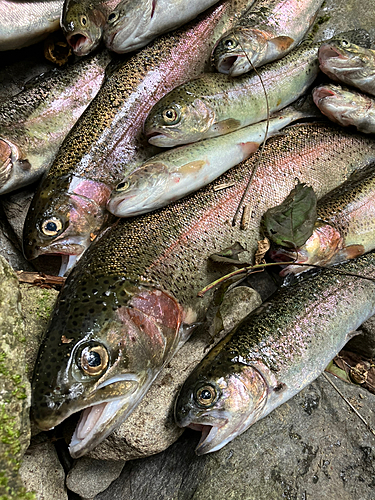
(61, 0, 122, 56)
(144, 40, 320, 147)
(0, 51, 111, 195)
(104, 0, 223, 53)
(0, 0, 63, 51)
(271, 163, 375, 274)
(319, 31, 375, 95)
(175, 251, 375, 454)
(313, 83, 375, 134)
(213, 0, 323, 76)
(108, 104, 317, 217)
(23, 0, 253, 274)
(31, 123, 375, 458)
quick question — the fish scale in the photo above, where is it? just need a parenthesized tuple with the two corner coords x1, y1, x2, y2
(32, 122, 375, 458)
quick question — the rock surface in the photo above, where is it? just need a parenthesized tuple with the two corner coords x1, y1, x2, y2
(19, 434, 67, 500)
(0, 256, 33, 499)
(95, 374, 375, 500)
(66, 457, 125, 499)
(86, 287, 261, 461)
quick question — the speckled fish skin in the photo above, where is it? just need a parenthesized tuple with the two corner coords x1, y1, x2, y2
(271, 164, 375, 275)
(61, 0, 122, 56)
(313, 83, 375, 134)
(103, 0, 224, 54)
(0, 0, 63, 51)
(23, 0, 252, 274)
(108, 104, 317, 217)
(175, 250, 375, 455)
(144, 40, 320, 147)
(0, 50, 111, 196)
(212, 0, 323, 76)
(31, 123, 375, 458)
(319, 30, 375, 95)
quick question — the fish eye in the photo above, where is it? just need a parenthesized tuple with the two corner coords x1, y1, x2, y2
(40, 217, 63, 237)
(195, 385, 217, 407)
(340, 39, 350, 47)
(80, 345, 109, 376)
(224, 38, 237, 50)
(162, 107, 180, 125)
(80, 15, 87, 26)
(108, 11, 119, 23)
(116, 180, 130, 191)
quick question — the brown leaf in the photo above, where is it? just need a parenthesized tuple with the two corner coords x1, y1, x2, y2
(254, 237, 270, 266)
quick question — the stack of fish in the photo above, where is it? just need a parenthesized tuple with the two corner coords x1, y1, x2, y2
(1, 0, 375, 462)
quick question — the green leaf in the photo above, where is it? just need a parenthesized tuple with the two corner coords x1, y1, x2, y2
(263, 181, 317, 248)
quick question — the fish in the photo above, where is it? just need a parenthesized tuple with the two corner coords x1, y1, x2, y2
(212, 0, 323, 76)
(31, 122, 375, 458)
(270, 163, 375, 275)
(0, 0, 63, 51)
(318, 29, 375, 95)
(144, 40, 320, 147)
(108, 102, 319, 217)
(22, 0, 253, 275)
(0, 50, 111, 196)
(103, 0, 225, 54)
(61, 0, 121, 56)
(174, 250, 375, 455)
(312, 83, 375, 134)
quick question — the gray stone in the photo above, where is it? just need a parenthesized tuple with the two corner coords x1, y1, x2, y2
(95, 375, 375, 500)
(347, 318, 375, 359)
(66, 457, 125, 499)
(0, 256, 32, 499)
(87, 287, 261, 461)
(19, 434, 68, 500)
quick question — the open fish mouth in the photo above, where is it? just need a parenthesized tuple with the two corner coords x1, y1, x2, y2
(69, 397, 131, 458)
(217, 55, 239, 74)
(67, 33, 94, 56)
(314, 86, 337, 101)
(319, 45, 346, 60)
(185, 420, 232, 455)
(217, 55, 249, 76)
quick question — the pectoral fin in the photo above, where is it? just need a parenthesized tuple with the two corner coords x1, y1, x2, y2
(209, 119, 241, 136)
(269, 35, 295, 52)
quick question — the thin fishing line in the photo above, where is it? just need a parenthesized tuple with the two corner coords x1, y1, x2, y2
(232, 34, 270, 227)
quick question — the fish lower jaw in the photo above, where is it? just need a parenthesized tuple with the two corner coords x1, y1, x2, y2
(218, 56, 249, 76)
(69, 398, 128, 459)
(67, 33, 95, 56)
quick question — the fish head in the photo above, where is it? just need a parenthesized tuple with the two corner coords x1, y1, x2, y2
(270, 222, 343, 275)
(313, 84, 365, 127)
(107, 161, 170, 217)
(61, 0, 106, 56)
(103, 0, 155, 53)
(23, 175, 112, 275)
(144, 90, 215, 147)
(212, 28, 265, 76)
(175, 346, 268, 455)
(32, 276, 184, 458)
(319, 30, 373, 82)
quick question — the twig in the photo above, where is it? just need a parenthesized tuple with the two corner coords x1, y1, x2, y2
(322, 372, 375, 436)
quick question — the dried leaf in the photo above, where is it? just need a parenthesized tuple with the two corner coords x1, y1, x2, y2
(254, 237, 270, 266)
(263, 181, 317, 248)
(209, 242, 247, 265)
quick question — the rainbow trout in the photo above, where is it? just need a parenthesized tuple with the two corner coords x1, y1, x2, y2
(144, 40, 320, 147)
(212, 0, 322, 76)
(313, 83, 375, 134)
(31, 123, 375, 458)
(108, 103, 318, 217)
(271, 163, 375, 275)
(319, 30, 375, 95)
(103, 0, 224, 54)
(61, 0, 123, 56)
(175, 250, 375, 455)
(0, 51, 111, 195)
(0, 0, 63, 51)
(23, 0, 253, 275)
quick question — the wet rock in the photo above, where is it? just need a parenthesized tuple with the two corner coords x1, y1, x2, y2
(19, 434, 67, 500)
(1, 186, 35, 245)
(0, 204, 34, 271)
(87, 287, 261, 461)
(0, 256, 32, 499)
(95, 375, 375, 500)
(66, 457, 125, 499)
(347, 318, 375, 359)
